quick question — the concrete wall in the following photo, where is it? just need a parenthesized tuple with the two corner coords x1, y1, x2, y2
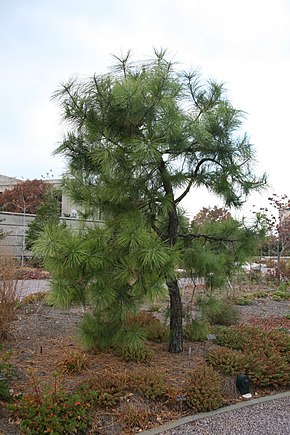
(0, 174, 102, 220)
(0, 211, 102, 260)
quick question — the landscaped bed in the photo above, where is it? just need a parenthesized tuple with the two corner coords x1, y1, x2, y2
(0, 285, 289, 434)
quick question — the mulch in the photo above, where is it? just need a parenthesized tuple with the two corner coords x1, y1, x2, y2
(0, 292, 289, 434)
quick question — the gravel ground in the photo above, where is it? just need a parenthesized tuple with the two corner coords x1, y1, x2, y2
(147, 395, 290, 435)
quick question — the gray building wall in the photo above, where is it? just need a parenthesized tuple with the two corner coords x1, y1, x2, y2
(0, 211, 102, 260)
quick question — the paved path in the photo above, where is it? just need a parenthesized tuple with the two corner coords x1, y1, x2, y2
(16, 279, 51, 299)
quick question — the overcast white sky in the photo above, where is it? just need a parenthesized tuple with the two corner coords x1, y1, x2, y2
(1, 0, 290, 219)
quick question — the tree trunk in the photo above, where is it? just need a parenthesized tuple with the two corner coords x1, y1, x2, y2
(167, 278, 183, 353)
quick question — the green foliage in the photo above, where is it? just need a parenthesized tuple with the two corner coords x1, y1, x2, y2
(81, 370, 128, 407)
(213, 325, 290, 387)
(196, 294, 240, 325)
(246, 352, 290, 387)
(184, 318, 210, 341)
(215, 325, 261, 350)
(26, 187, 62, 251)
(186, 364, 223, 412)
(126, 311, 169, 343)
(114, 323, 154, 362)
(234, 293, 254, 305)
(0, 345, 11, 401)
(132, 368, 167, 400)
(272, 287, 290, 301)
(253, 290, 269, 298)
(43, 49, 266, 353)
(207, 347, 246, 375)
(185, 214, 263, 289)
(10, 374, 92, 434)
(77, 315, 118, 351)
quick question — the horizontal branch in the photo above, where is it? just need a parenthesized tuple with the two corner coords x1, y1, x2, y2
(178, 233, 240, 243)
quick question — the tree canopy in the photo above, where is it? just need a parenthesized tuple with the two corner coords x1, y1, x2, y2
(0, 179, 48, 214)
(36, 50, 266, 354)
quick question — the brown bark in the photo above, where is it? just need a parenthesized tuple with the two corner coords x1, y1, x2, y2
(167, 278, 183, 353)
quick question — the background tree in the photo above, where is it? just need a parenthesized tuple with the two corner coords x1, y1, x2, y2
(26, 187, 62, 251)
(0, 179, 47, 214)
(37, 50, 266, 353)
(257, 194, 290, 279)
(187, 206, 259, 289)
(191, 206, 232, 227)
(0, 179, 50, 265)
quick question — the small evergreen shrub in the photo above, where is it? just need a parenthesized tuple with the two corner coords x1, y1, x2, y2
(253, 290, 269, 299)
(77, 315, 117, 350)
(81, 370, 128, 407)
(245, 352, 290, 387)
(131, 368, 167, 400)
(235, 293, 254, 305)
(186, 364, 223, 412)
(207, 347, 246, 376)
(119, 340, 153, 363)
(184, 318, 210, 342)
(214, 326, 247, 350)
(126, 311, 169, 342)
(0, 347, 14, 401)
(115, 323, 154, 363)
(10, 376, 92, 434)
(145, 321, 169, 343)
(196, 295, 240, 326)
(272, 289, 290, 301)
(267, 329, 290, 357)
(213, 325, 290, 388)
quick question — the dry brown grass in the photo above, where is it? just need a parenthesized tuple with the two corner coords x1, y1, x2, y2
(0, 255, 20, 339)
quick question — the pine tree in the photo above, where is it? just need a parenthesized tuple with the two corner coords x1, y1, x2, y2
(36, 50, 266, 353)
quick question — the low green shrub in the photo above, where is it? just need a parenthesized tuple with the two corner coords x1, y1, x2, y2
(245, 352, 290, 387)
(0, 376, 10, 401)
(207, 347, 246, 376)
(131, 368, 167, 400)
(272, 289, 290, 301)
(196, 295, 240, 326)
(234, 294, 254, 305)
(184, 318, 210, 342)
(214, 326, 248, 350)
(253, 290, 269, 299)
(213, 325, 290, 388)
(10, 374, 92, 434)
(80, 370, 128, 407)
(186, 364, 223, 412)
(0, 346, 15, 401)
(114, 324, 154, 362)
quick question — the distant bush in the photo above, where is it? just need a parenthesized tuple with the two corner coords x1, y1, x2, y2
(184, 318, 210, 342)
(196, 294, 240, 326)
